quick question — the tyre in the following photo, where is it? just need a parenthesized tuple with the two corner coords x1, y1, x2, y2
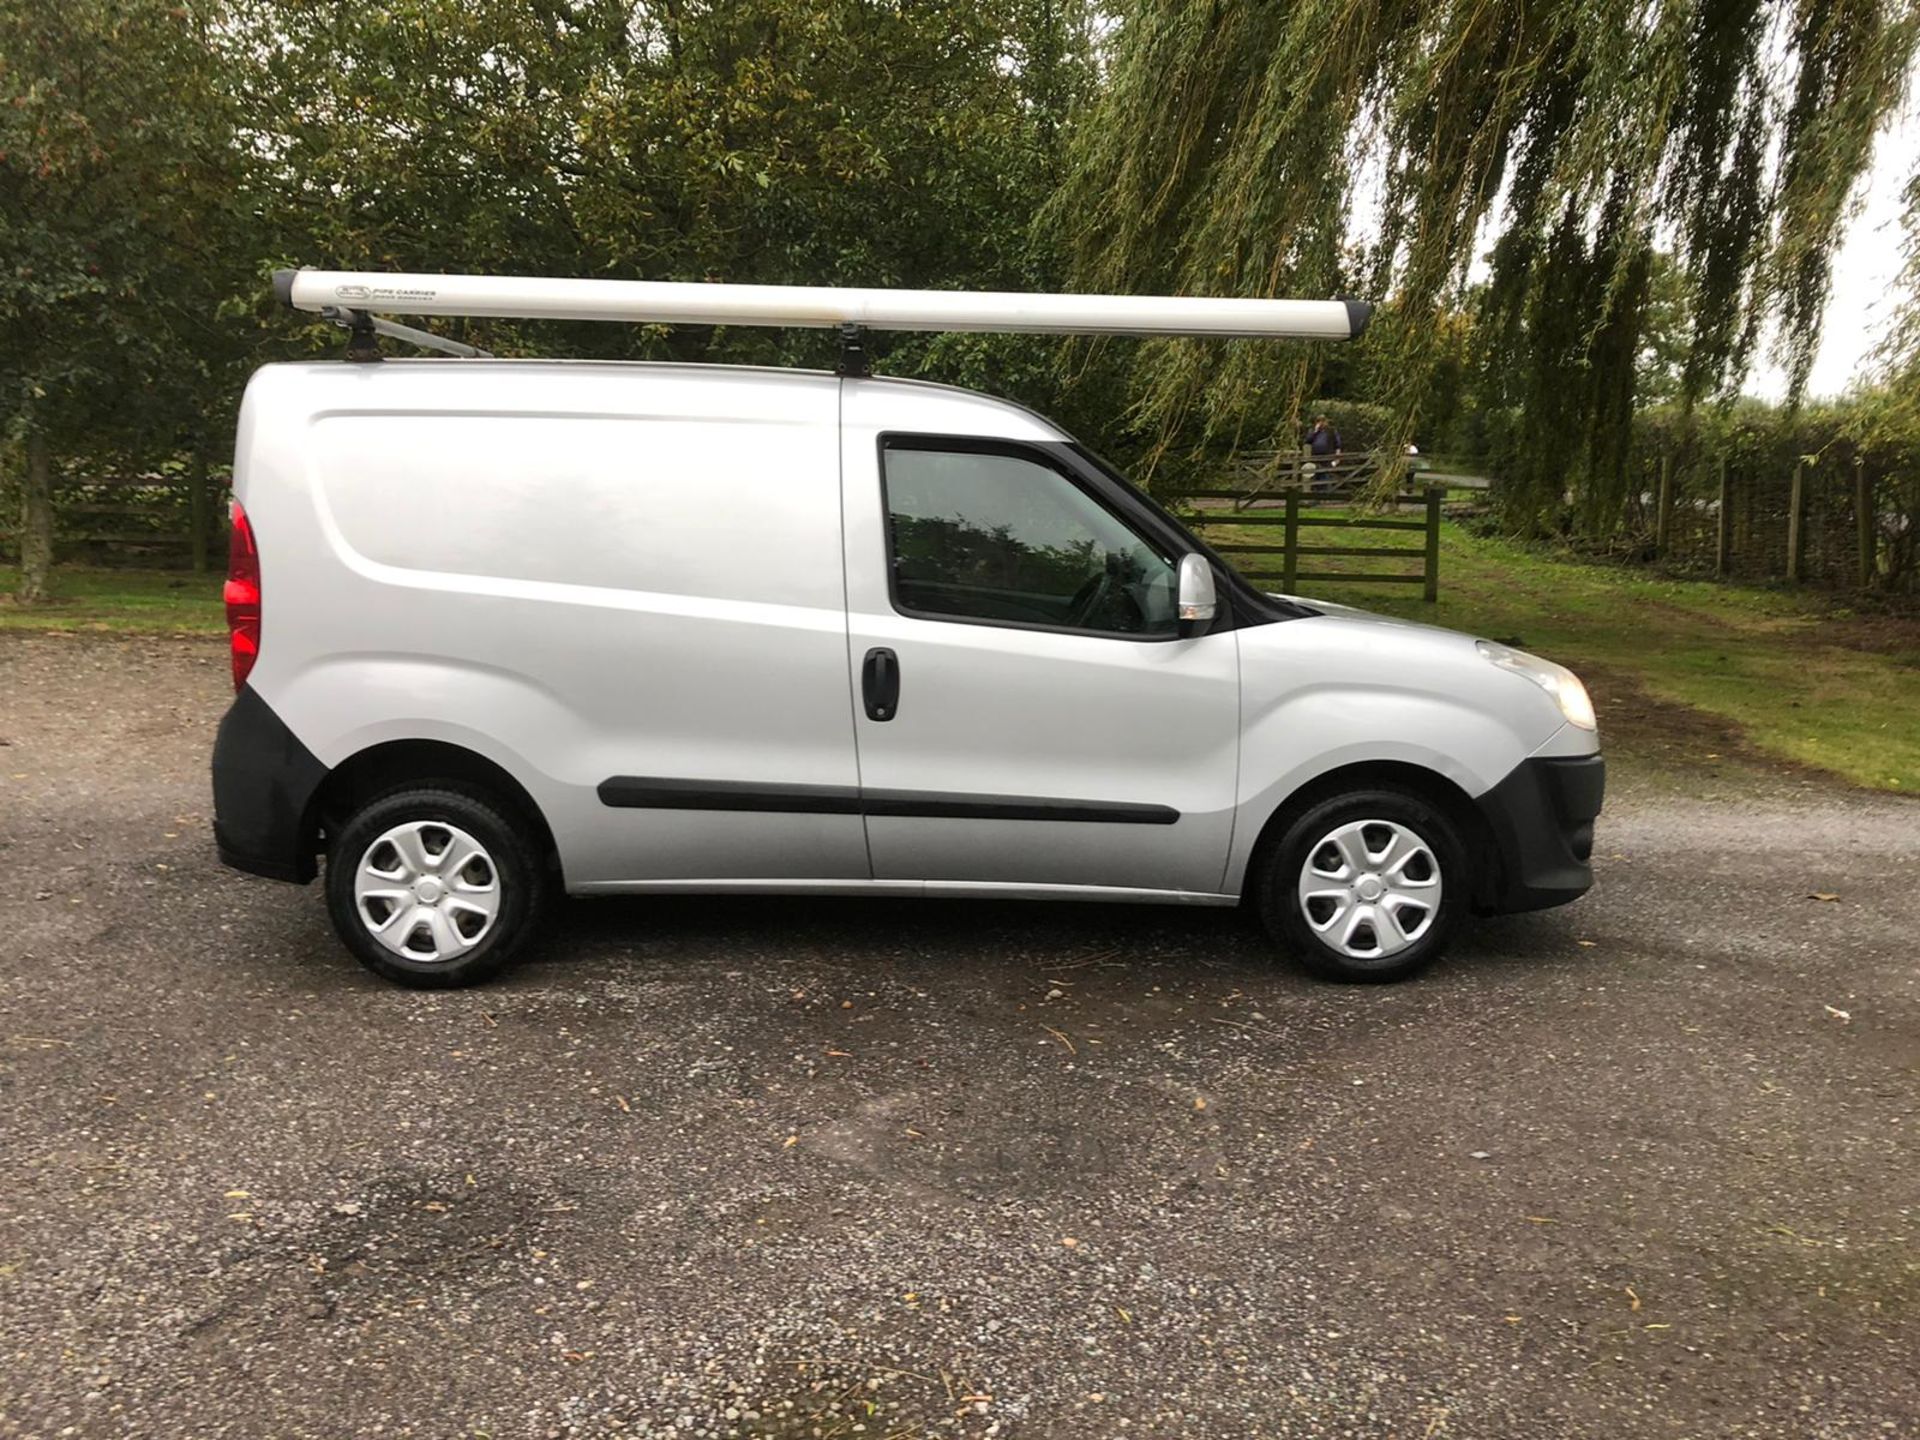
(324, 784, 547, 989)
(1258, 787, 1466, 983)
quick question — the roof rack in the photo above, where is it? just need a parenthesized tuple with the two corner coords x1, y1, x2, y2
(275, 268, 1372, 366)
(319, 305, 491, 363)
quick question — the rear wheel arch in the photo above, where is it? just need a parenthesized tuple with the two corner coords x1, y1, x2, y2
(1241, 760, 1501, 912)
(305, 740, 562, 882)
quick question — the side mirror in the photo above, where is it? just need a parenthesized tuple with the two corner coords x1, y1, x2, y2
(1177, 553, 1216, 633)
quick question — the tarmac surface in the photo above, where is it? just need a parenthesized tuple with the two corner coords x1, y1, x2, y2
(1, 634, 1915, 1438)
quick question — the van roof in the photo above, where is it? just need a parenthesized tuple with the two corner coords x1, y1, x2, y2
(250, 357, 1072, 443)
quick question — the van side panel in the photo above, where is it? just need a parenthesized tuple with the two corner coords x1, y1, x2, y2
(239, 362, 868, 886)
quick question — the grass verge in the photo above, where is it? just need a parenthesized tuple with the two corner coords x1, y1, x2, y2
(1200, 513, 1918, 792)
(0, 566, 224, 635)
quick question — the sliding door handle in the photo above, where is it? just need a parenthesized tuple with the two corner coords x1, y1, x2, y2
(861, 647, 900, 722)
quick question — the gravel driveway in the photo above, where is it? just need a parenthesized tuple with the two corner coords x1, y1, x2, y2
(1, 635, 1915, 1439)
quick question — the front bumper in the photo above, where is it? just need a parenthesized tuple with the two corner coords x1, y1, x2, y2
(1474, 754, 1604, 914)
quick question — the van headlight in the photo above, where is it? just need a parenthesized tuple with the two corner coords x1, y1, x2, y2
(1476, 641, 1597, 731)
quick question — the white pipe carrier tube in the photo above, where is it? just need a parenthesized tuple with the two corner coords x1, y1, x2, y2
(276, 269, 1371, 342)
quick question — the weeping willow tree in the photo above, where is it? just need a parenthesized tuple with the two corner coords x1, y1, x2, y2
(1053, 0, 1920, 530)
(1872, 169, 1920, 419)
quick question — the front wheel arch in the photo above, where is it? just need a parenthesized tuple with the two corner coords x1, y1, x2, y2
(1241, 760, 1502, 914)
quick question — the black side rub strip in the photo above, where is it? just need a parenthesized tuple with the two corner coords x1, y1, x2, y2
(598, 778, 1178, 826)
(863, 789, 1176, 824)
(596, 777, 862, 814)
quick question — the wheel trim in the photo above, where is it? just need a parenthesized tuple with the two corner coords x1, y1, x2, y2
(1296, 818, 1441, 961)
(355, 820, 502, 963)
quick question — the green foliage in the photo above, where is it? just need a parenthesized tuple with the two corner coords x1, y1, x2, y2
(0, 0, 252, 448)
(3, 0, 1109, 557)
(4, 0, 1917, 585)
(1632, 389, 1920, 588)
(1055, 0, 1920, 520)
(1633, 392, 1920, 494)
(1635, 253, 1693, 406)
(229, 0, 1090, 376)
(1868, 168, 1920, 434)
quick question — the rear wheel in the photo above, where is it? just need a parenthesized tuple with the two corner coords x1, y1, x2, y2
(324, 785, 546, 988)
(1258, 788, 1466, 983)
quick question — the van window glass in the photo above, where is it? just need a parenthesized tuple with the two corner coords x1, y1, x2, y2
(882, 444, 1178, 635)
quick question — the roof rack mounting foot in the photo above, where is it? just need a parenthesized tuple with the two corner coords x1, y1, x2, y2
(339, 308, 382, 363)
(836, 323, 869, 378)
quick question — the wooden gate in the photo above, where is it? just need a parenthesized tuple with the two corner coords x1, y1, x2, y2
(1172, 480, 1446, 602)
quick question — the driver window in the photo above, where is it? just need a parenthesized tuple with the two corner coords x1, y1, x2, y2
(882, 443, 1179, 636)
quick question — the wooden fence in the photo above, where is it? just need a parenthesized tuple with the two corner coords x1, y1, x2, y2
(1173, 479, 1447, 602)
(0, 458, 228, 571)
(1649, 451, 1897, 590)
(1219, 446, 1427, 510)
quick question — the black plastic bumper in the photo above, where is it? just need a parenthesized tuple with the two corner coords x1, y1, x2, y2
(211, 685, 328, 883)
(1475, 753, 1605, 914)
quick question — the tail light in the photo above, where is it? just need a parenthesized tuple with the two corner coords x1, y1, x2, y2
(224, 501, 261, 692)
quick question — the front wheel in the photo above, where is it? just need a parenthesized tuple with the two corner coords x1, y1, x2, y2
(324, 785, 547, 988)
(1258, 788, 1467, 983)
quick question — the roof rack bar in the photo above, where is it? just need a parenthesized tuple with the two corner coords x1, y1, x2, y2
(276, 268, 1372, 342)
(318, 305, 492, 360)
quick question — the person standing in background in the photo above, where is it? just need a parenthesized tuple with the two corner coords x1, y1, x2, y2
(1306, 414, 1342, 459)
(1305, 414, 1343, 490)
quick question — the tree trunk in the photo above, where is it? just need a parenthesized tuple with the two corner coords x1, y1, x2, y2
(17, 426, 54, 604)
(189, 440, 209, 574)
